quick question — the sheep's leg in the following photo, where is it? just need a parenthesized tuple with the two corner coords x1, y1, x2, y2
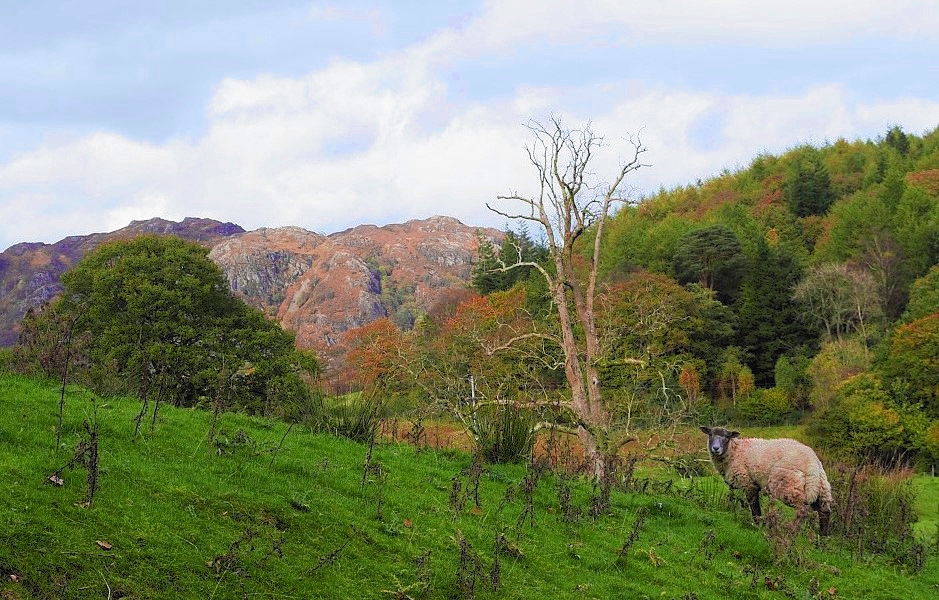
(812, 499, 831, 537)
(790, 503, 809, 536)
(746, 487, 761, 520)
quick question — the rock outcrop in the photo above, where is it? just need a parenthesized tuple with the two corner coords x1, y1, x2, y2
(212, 216, 501, 349)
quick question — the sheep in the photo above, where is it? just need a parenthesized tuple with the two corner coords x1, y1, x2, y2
(699, 426, 833, 536)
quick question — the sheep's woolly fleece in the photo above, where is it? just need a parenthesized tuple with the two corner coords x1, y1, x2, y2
(714, 436, 833, 509)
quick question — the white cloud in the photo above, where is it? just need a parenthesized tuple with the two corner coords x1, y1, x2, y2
(597, 84, 939, 191)
(105, 191, 180, 232)
(456, 0, 939, 54)
(2, 1, 939, 250)
(5, 69, 936, 250)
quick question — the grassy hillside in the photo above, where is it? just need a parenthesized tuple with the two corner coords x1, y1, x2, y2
(1, 373, 937, 599)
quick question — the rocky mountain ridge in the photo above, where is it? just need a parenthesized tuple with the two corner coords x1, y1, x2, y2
(0, 216, 500, 349)
(210, 215, 500, 348)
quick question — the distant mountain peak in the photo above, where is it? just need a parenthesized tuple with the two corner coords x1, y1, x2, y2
(212, 216, 502, 349)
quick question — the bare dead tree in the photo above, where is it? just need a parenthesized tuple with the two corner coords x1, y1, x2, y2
(487, 116, 647, 477)
(794, 262, 883, 351)
(56, 307, 85, 451)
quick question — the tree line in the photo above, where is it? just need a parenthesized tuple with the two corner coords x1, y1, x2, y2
(343, 121, 939, 471)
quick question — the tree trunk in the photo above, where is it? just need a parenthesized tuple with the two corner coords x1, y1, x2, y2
(554, 278, 610, 478)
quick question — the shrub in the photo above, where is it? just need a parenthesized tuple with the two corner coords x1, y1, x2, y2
(267, 374, 325, 424)
(736, 387, 793, 425)
(0, 347, 13, 373)
(826, 460, 926, 568)
(319, 392, 383, 443)
(807, 338, 869, 410)
(806, 374, 923, 464)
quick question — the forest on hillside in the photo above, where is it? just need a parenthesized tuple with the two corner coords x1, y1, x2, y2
(340, 123, 939, 469)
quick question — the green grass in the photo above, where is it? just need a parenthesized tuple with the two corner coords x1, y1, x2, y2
(1, 373, 938, 599)
(914, 475, 939, 542)
(734, 424, 809, 442)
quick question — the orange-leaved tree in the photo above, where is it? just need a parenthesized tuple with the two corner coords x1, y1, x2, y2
(419, 289, 556, 421)
(342, 317, 414, 395)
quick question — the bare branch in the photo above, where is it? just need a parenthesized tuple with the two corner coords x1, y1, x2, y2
(483, 331, 562, 356)
(487, 200, 546, 226)
(532, 422, 582, 437)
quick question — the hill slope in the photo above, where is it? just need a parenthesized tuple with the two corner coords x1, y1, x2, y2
(1, 372, 936, 599)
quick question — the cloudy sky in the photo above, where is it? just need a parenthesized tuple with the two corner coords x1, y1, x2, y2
(2, 0, 938, 251)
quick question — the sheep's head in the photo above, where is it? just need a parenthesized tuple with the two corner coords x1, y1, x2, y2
(699, 426, 739, 459)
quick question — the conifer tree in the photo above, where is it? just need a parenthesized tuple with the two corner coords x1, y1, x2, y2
(736, 238, 816, 385)
(786, 149, 836, 217)
(672, 224, 746, 303)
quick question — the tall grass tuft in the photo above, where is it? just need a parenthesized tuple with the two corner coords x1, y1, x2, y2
(470, 403, 535, 464)
(826, 459, 929, 569)
(317, 391, 384, 443)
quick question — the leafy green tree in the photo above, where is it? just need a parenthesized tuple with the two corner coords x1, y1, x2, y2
(902, 265, 939, 323)
(682, 283, 738, 387)
(774, 353, 812, 410)
(881, 314, 939, 417)
(894, 185, 939, 285)
(826, 138, 875, 198)
(601, 209, 695, 278)
(715, 346, 754, 407)
(592, 277, 736, 422)
(877, 165, 906, 213)
(815, 190, 890, 263)
(594, 271, 712, 431)
(736, 237, 816, 385)
(786, 148, 836, 217)
(806, 338, 870, 410)
(54, 236, 316, 419)
(672, 224, 746, 303)
(596, 271, 694, 387)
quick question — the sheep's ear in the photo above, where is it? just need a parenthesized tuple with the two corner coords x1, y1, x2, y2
(729, 430, 740, 439)
(699, 426, 711, 435)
